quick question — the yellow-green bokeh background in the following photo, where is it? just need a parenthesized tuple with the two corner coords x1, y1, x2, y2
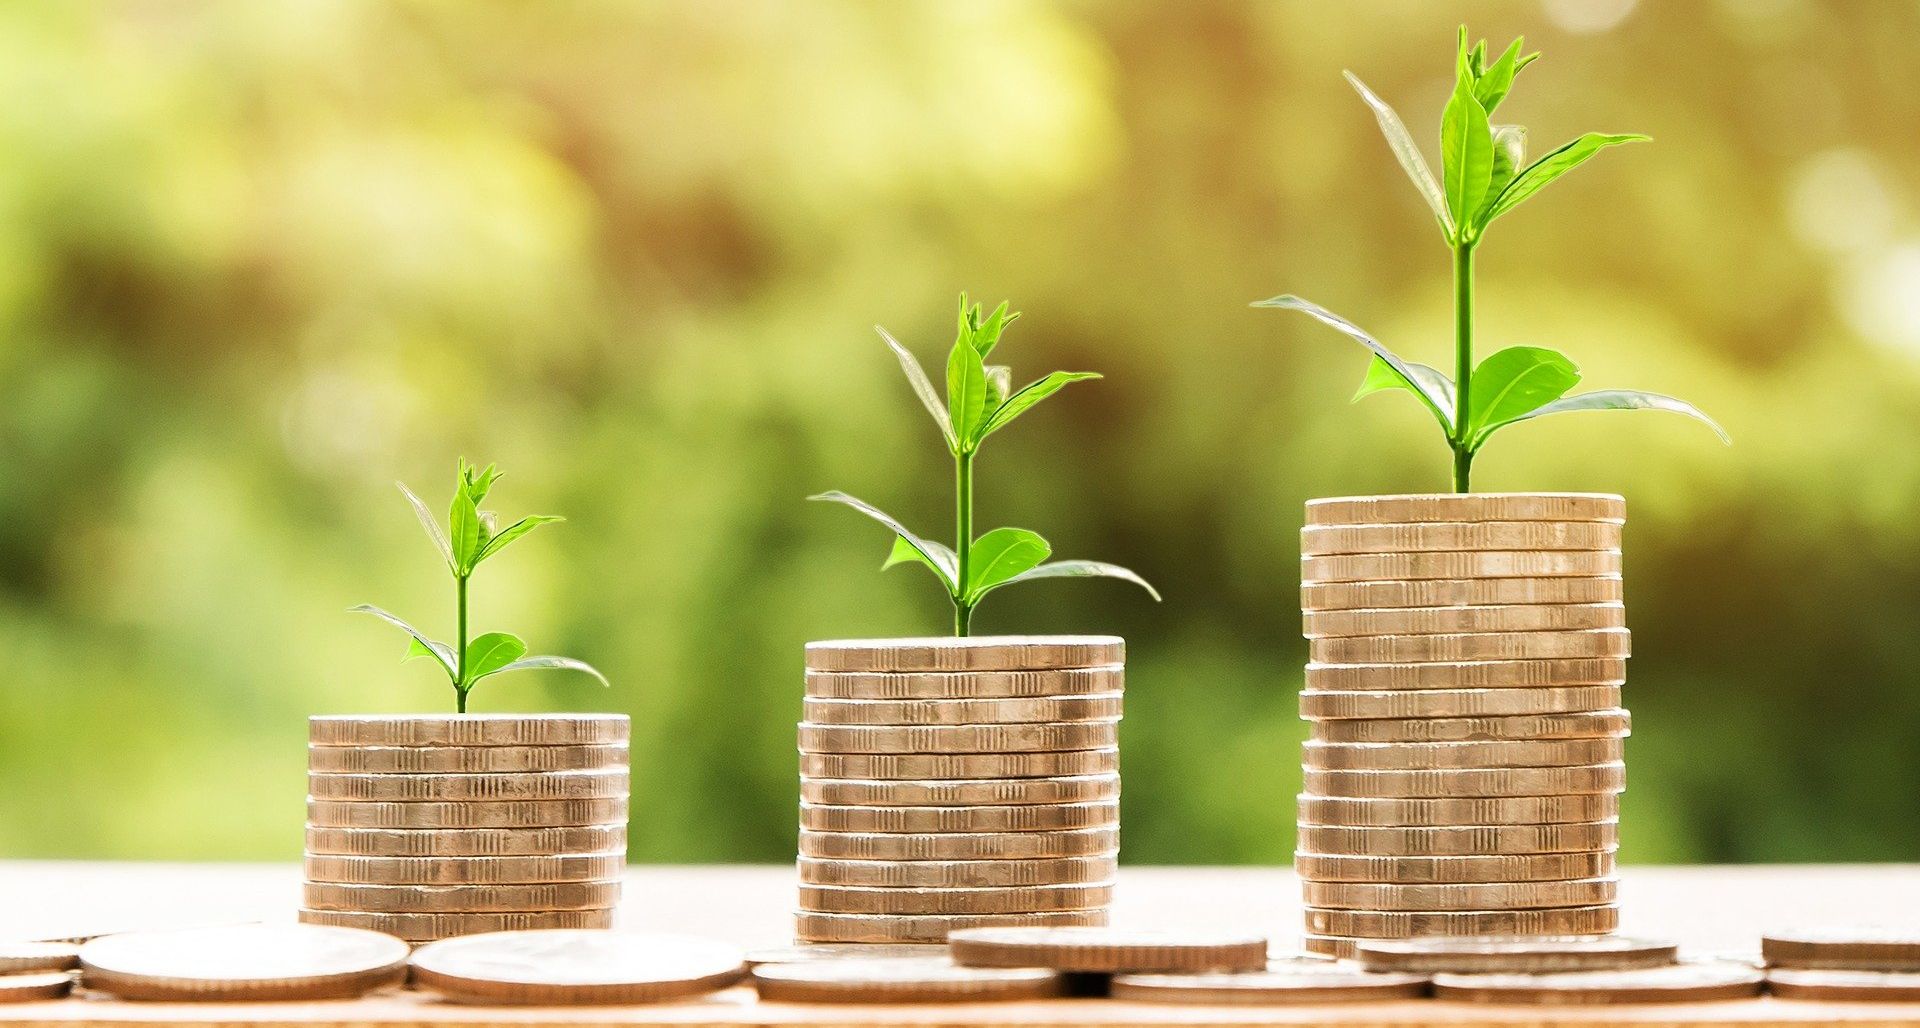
(2, 1, 1917, 864)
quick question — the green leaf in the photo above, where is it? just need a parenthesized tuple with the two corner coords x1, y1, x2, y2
(984, 559, 1161, 602)
(964, 528, 1052, 600)
(1481, 125, 1527, 221)
(1352, 355, 1458, 434)
(973, 300, 1016, 357)
(983, 365, 1012, 410)
(946, 336, 988, 447)
(1254, 295, 1456, 427)
(977, 371, 1101, 442)
(350, 604, 455, 679)
(448, 475, 482, 574)
(1342, 71, 1452, 237)
(397, 482, 454, 570)
(1465, 346, 1581, 449)
(1501, 389, 1730, 443)
(474, 515, 562, 566)
(883, 534, 962, 586)
(1439, 52, 1494, 235)
(1473, 37, 1531, 113)
(463, 632, 528, 684)
(1483, 132, 1651, 227)
(809, 491, 959, 592)
(480, 655, 610, 687)
(877, 325, 957, 451)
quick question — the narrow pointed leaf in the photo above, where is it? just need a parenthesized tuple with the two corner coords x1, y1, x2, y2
(964, 528, 1052, 600)
(397, 482, 454, 569)
(350, 604, 455, 678)
(448, 488, 481, 574)
(883, 534, 962, 588)
(1473, 38, 1529, 113)
(877, 326, 956, 450)
(946, 338, 988, 447)
(1254, 295, 1455, 425)
(1502, 389, 1730, 443)
(463, 632, 528, 684)
(1440, 63, 1493, 232)
(1466, 346, 1581, 448)
(974, 301, 1015, 357)
(987, 559, 1161, 602)
(1343, 71, 1452, 235)
(475, 515, 562, 566)
(1484, 132, 1651, 226)
(481, 655, 610, 688)
(1352, 355, 1458, 433)
(809, 491, 958, 591)
(978, 371, 1101, 441)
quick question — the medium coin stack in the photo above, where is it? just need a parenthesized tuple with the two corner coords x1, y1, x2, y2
(1297, 494, 1631, 957)
(797, 637, 1125, 943)
(302, 714, 630, 943)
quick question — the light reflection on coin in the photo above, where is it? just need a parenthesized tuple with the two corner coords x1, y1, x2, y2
(1301, 520, 1621, 555)
(1762, 927, 1920, 971)
(1767, 968, 1920, 1001)
(1356, 935, 1679, 973)
(1305, 493, 1624, 525)
(409, 930, 745, 1005)
(78, 924, 409, 1001)
(0, 942, 81, 973)
(805, 637, 1123, 673)
(0, 974, 74, 1003)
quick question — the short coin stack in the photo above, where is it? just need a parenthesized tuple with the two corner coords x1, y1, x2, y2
(302, 714, 630, 943)
(797, 637, 1125, 943)
(1297, 494, 1632, 957)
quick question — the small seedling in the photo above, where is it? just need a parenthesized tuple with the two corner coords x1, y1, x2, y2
(813, 295, 1158, 636)
(1257, 28, 1726, 490)
(353, 460, 607, 713)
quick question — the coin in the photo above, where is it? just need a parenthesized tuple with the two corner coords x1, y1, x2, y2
(1356, 935, 1680, 973)
(751, 957, 1062, 1003)
(806, 666, 1123, 700)
(1296, 793, 1616, 827)
(798, 827, 1119, 860)
(304, 851, 628, 885)
(745, 944, 947, 966)
(1303, 576, 1624, 611)
(303, 880, 621, 913)
(1304, 658, 1626, 692)
(1296, 821, 1618, 857)
(297, 908, 613, 942)
(1301, 686, 1623, 720)
(795, 910, 1107, 944)
(304, 824, 626, 856)
(1302, 550, 1621, 584)
(1302, 763, 1626, 798)
(1294, 850, 1615, 884)
(949, 927, 1268, 973)
(0, 974, 73, 1003)
(798, 721, 1118, 755)
(1110, 958, 1429, 1004)
(805, 693, 1125, 726)
(78, 924, 410, 1001)
(1311, 710, 1632, 744)
(1305, 905, 1619, 939)
(1306, 493, 1624, 525)
(309, 714, 629, 747)
(800, 774, 1122, 807)
(1762, 928, 1920, 971)
(1301, 520, 1622, 555)
(1311, 629, 1631, 664)
(305, 797, 629, 829)
(1767, 968, 1920, 1000)
(798, 882, 1114, 915)
(1302, 738, 1624, 771)
(307, 768, 628, 802)
(409, 930, 745, 1005)
(1304, 878, 1618, 911)
(0, 942, 80, 973)
(1304, 603, 1625, 639)
(307, 744, 629, 774)
(1430, 960, 1763, 1004)
(1303, 935, 1360, 959)
(800, 800, 1120, 833)
(798, 855, 1119, 889)
(799, 748, 1118, 780)
(806, 636, 1124, 673)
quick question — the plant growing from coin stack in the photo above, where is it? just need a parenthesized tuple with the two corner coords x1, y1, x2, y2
(353, 459, 607, 713)
(813, 294, 1159, 635)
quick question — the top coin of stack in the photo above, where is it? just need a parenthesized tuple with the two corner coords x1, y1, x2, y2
(796, 637, 1125, 944)
(1297, 494, 1630, 958)
(302, 714, 631, 943)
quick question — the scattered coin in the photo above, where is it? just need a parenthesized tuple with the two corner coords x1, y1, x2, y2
(1297, 793, 1616, 827)
(1762, 928, 1920, 971)
(799, 800, 1119, 834)
(1301, 686, 1623, 720)
(752, 957, 1062, 1003)
(1303, 763, 1626, 798)
(805, 666, 1124, 700)
(306, 744, 630, 774)
(1311, 628, 1631, 664)
(800, 774, 1122, 807)
(1303, 738, 1625, 771)
(949, 927, 1268, 973)
(1294, 850, 1616, 884)
(309, 714, 629, 747)
(0, 942, 80, 973)
(78, 924, 409, 1001)
(1303, 576, 1624, 612)
(796, 910, 1107, 944)
(1297, 821, 1618, 857)
(745, 944, 947, 966)
(1304, 877, 1619, 911)
(303, 851, 627, 885)
(798, 827, 1119, 861)
(1356, 934, 1678, 973)
(304, 824, 627, 857)
(298, 908, 614, 941)
(305, 797, 629, 830)
(799, 748, 1118, 781)
(1304, 603, 1625, 639)
(1303, 550, 1621, 585)
(307, 769, 629, 803)
(1431, 960, 1763, 1004)
(1110, 957, 1430, 1004)
(303, 880, 621, 913)
(1311, 710, 1631, 744)
(1301, 520, 1621, 555)
(1305, 905, 1620, 939)
(1304, 658, 1627, 692)
(1768, 968, 1920, 1000)
(0, 974, 74, 1003)
(1305, 493, 1624, 525)
(798, 855, 1118, 889)
(805, 637, 1124, 673)
(798, 882, 1114, 915)
(805, 693, 1125, 726)
(409, 930, 745, 1005)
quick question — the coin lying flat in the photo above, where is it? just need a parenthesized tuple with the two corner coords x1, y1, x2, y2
(1302, 935, 1360, 959)
(745, 944, 947, 966)
(1312, 710, 1632, 745)
(1301, 687, 1623, 720)
(1303, 763, 1626, 798)
(1303, 550, 1621, 584)
(297, 908, 613, 942)
(1356, 935, 1679, 973)
(950, 927, 1267, 973)
(752, 957, 1063, 1002)
(0, 942, 81, 973)
(1303, 576, 1624, 612)
(798, 722, 1118, 755)
(410, 930, 745, 1005)
(806, 637, 1123, 673)
(1768, 968, 1920, 1000)
(799, 801, 1119, 834)
(1294, 850, 1616, 884)
(307, 744, 630, 774)
(806, 666, 1123, 700)
(0, 974, 74, 1003)
(1305, 493, 1624, 525)
(1304, 603, 1625, 639)
(798, 882, 1114, 915)
(801, 774, 1122, 807)
(1297, 793, 1617, 827)
(304, 824, 626, 856)
(1303, 738, 1624, 771)
(1311, 629, 1631, 664)
(1431, 960, 1762, 1004)
(1763, 928, 1920, 970)
(1301, 520, 1622, 555)
(305, 797, 629, 830)
(798, 827, 1119, 860)
(798, 855, 1118, 889)
(1297, 821, 1618, 857)
(308, 769, 628, 803)
(303, 880, 621, 913)
(1304, 658, 1627, 692)
(1110, 957, 1429, 1004)
(1305, 905, 1619, 939)
(309, 714, 630, 747)
(799, 749, 1118, 780)
(795, 910, 1106, 944)
(1303, 877, 1618, 911)
(304, 851, 628, 886)
(805, 693, 1125, 726)
(79, 924, 409, 1001)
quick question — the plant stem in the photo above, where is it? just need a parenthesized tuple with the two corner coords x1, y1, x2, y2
(454, 572, 470, 713)
(954, 450, 974, 637)
(1451, 241, 1476, 493)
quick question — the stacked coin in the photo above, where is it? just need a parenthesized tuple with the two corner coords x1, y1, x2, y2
(797, 637, 1124, 943)
(302, 714, 630, 943)
(1297, 494, 1631, 957)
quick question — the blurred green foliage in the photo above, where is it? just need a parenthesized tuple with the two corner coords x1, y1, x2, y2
(2, 1, 1919, 865)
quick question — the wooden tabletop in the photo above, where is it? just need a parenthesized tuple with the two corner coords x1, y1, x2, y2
(3, 863, 1919, 1027)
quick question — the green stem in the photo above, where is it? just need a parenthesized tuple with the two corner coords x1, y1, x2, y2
(954, 450, 974, 637)
(1451, 241, 1476, 493)
(455, 572, 470, 713)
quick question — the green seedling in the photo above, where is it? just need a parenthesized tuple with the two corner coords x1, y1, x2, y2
(1258, 28, 1727, 491)
(353, 459, 607, 713)
(813, 294, 1159, 636)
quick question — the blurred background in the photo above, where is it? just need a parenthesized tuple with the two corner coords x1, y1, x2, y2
(1, 0, 1916, 866)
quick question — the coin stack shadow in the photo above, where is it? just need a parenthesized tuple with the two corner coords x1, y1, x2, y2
(301, 714, 630, 943)
(796, 637, 1126, 944)
(1296, 494, 1631, 958)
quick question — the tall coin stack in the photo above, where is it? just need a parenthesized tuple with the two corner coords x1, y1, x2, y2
(796, 636, 1125, 943)
(1295, 494, 1631, 958)
(301, 714, 630, 943)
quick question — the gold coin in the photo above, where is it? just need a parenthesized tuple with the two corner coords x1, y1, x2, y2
(744, 944, 947, 966)
(308, 769, 628, 803)
(1303, 935, 1360, 959)
(799, 800, 1119, 833)
(798, 855, 1118, 889)
(0, 942, 80, 973)
(309, 714, 629, 747)
(1305, 905, 1619, 939)
(304, 824, 626, 856)
(1301, 686, 1622, 720)
(1294, 850, 1615, 884)
(797, 721, 1117, 755)
(1305, 493, 1624, 525)
(1762, 928, 1920, 971)
(1312, 710, 1632, 744)
(297, 907, 613, 943)
(806, 636, 1123, 673)
(804, 693, 1124, 726)
(306, 744, 629, 774)
(0, 973, 73, 1002)
(1296, 821, 1617, 857)
(806, 666, 1123, 700)
(1311, 629, 1631, 664)
(799, 748, 1118, 780)
(1304, 657, 1627, 691)
(1304, 603, 1625, 639)
(1304, 878, 1618, 911)
(1767, 969, 1920, 1000)
(1302, 763, 1626, 798)
(410, 930, 745, 1005)
(1303, 576, 1623, 611)
(305, 797, 629, 829)
(751, 957, 1063, 1003)
(1431, 960, 1763, 1004)
(302, 880, 621, 913)
(798, 827, 1118, 860)
(800, 774, 1121, 807)
(795, 910, 1107, 944)
(797, 882, 1113, 915)
(1356, 935, 1680, 973)
(1301, 520, 1621, 555)
(1303, 550, 1621, 584)
(1296, 793, 1616, 827)
(304, 851, 627, 885)
(1302, 738, 1625, 771)
(948, 926, 1268, 973)
(1109, 958, 1429, 1004)
(77, 924, 410, 1001)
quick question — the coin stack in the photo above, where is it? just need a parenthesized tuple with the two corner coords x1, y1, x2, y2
(1296, 494, 1631, 957)
(796, 637, 1125, 943)
(302, 714, 630, 943)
